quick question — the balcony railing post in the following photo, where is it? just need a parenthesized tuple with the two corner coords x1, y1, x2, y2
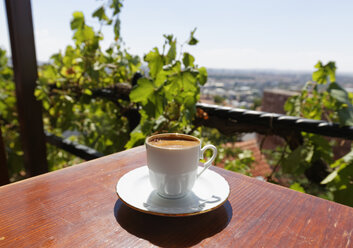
(5, 0, 48, 176)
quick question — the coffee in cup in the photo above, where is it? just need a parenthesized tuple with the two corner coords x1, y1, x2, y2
(145, 133, 217, 199)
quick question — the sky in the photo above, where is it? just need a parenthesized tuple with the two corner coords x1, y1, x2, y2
(1, 0, 353, 73)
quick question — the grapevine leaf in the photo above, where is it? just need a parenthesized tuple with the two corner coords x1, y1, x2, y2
(130, 78, 154, 103)
(312, 61, 336, 84)
(188, 28, 198, 45)
(144, 48, 163, 79)
(321, 170, 338, 184)
(166, 38, 176, 64)
(290, 183, 305, 193)
(281, 145, 310, 174)
(73, 26, 95, 44)
(143, 100, 156, 118)
(328, 82, 350, 103)
(110, 0, 123, 15)
(154, 70, 167, 88)
(197, 67, 207, 85)
(83, 89, 92, 95)
(184, 93, 197, 109)
(163, 34, 173, 43)
(331, 163, 353, 206)
(312, 70, 326, 84)
(149, 93, 164, 118)
(327, 62, 337, 82)
(92, 6, 110, 22)
(125, 131, 145, 149)
(281, 146, 303, 174)
(314, 61, 323, 69)
(338, 108, 353, 126)
(310, 134, 333, 163)
(182, 53, 195, 67)
(164, 73, 182, 100)
(71, 12, 85, 30)
(181, 71, 197, 92)
(114, 19, 121, 40)
(328, 82, 353, 125)
(141, 119, 154, 134)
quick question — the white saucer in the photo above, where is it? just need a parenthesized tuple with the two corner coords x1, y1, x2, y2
(116, 166, 230, 217)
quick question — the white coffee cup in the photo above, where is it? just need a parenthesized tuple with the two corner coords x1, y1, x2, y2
(145, 133, 217, 199)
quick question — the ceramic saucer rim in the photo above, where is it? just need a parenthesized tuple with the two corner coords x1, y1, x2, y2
(116, 165, 230, 217)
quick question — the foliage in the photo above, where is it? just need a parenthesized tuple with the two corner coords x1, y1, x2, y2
(273, 61, 353, 206)
(200, 127, 253, 175)
(223, 148, 254, 175)
(252, 96, 262, 110)
(126, 33, 207, 148)
(0, 49, 24, 179)
(1, 0, 139, 177)
(1, 0, 211, 179)
(213, 95, 225, 105)
(35, 0, 140, 166)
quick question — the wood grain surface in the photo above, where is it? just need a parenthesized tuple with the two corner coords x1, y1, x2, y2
(0, 146, 353, 247)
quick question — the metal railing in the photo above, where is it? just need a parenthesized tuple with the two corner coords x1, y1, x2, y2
(195, 103, 353, 140)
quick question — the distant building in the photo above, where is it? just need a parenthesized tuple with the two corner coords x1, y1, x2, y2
(261, 89, 297, 114)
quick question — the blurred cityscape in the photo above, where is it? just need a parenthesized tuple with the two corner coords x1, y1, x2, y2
(200, 69, 353, 109)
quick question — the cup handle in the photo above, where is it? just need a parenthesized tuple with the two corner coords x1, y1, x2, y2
(197, 144, 217, 177)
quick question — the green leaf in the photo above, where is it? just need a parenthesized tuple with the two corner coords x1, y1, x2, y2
(327, 82, 353, 125)
(163, 34, 174, 43)
(312, 61, 336, 84)
(125, 131, 145, 149)
(314, 61, 323, 69)
(143, 100, 156, 118)
(141, 120, 154, 134)
(182, 53, 195, 67)
(164, 73, 182, 99)
(327, 62, 337, 82)
(328, 82, 350, 103)
(92, 6, 110, 22)
(181, 71, 197, 92)
(71, 12, 85, 30)
(341, 148, 353, 164)
(338, 108, 353, 126)
(110, 0, 123, 15)
(310, 134, 332, 163)
(83, 89, 92, 95)
(166, 38, 176, 64)
(154, 70, 168, 88)
(73, 26, 95, 44)
(331, 162, 353, 206)
(148, 93, 164, 118)
(312, 70, 325, 84)
(321, 170, 338, 184)
(197, 67, 208, 85)
(281, 145, 311, 174)
(105, 139, 113, 146)
(290, 183, 305, 193)
(144, 48, 164, 79)
(130, 78, 155, 103)
(188, 28, 199, 45)
(114, 19, 121, 40)
(184, 92, 197, 109)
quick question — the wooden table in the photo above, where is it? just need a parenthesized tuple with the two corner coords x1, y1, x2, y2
(1, 146, 353, 247)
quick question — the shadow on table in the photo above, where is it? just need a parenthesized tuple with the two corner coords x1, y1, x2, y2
(114, 199, 232, 247)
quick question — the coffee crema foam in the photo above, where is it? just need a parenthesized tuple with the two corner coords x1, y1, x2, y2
(149, 138, 199, 148)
